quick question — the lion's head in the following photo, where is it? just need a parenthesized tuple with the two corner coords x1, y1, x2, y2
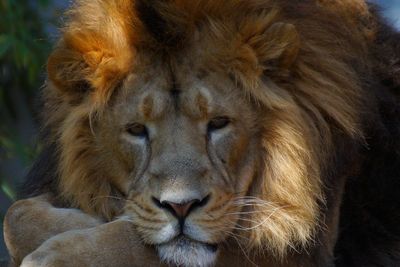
(44, 0, 372, 266)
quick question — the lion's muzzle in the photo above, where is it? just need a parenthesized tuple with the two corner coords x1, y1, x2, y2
(157, 235, 219, 267)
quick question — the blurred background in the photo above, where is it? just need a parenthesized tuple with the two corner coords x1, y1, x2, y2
(0, 0, 399, 264)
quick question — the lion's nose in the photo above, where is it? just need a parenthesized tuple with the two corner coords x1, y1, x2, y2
(153, 195, 210, 220)
(163, 200, 198, 219)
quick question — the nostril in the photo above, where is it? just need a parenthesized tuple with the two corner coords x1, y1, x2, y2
(152, 197, 164, 209)
(197, 194, 211, 208)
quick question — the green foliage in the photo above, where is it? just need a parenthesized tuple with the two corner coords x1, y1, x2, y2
(0, 2, 59, 259)
(0, 0, 57, 202)
(1, 179, 16, 201)
(0, 0, 52, 107)
(0, 130, 41, 165)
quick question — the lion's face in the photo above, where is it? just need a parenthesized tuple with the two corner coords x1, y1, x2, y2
(46, 1, 367, 266)
(96, 55, 260, 266)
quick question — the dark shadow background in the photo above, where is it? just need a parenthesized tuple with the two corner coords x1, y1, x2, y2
(0, 0, 399, 263)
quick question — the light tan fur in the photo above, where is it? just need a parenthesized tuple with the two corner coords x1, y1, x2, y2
(4, 0, 377, 266)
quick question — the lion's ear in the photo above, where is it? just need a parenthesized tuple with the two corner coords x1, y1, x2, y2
(232, 22, 300, 108)
(249, 22, 300, 71)
(47, 31, 134, 104)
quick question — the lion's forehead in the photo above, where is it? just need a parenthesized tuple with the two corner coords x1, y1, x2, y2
(112, 69, 245, 123)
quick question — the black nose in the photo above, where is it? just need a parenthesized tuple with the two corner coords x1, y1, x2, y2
(152, 195, 210, 220)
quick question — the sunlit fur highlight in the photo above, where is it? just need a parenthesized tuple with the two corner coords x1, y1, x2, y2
(44, 0, 374, 258)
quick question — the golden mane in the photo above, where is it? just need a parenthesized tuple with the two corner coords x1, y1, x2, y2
(44, 0, 374, 257)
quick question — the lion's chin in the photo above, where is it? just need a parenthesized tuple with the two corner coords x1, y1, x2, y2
(156, 236, 218, 267)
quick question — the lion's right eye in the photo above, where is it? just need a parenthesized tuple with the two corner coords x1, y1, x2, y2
(207, 116, 231, 132)
(126, 123, 148, 137)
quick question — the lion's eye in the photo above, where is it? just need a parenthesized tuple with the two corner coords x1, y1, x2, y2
(126, 123, 148, 137)
(207, 116, 231, 132)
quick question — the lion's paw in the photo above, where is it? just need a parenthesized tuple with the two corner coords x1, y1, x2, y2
(21, 250, 77, 267)
(20, 235, 89, 267)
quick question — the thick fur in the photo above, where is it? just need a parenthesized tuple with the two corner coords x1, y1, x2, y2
(4, 1, 400, 267)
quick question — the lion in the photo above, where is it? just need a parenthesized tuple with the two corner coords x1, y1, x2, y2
(3, 0, 400, 266)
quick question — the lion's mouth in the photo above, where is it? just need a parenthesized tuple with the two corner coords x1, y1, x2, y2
(156, 235, 219, 267)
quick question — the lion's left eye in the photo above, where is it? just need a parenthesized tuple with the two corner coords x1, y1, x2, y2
(207, 116, 231, 132)
(126, 123, 148, 137)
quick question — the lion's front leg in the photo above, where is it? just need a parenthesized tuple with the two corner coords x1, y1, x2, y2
(3, 194, 102, 265)
(20, 220, 163, 267)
